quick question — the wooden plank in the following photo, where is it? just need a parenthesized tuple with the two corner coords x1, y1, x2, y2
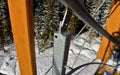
(97, 0, 120, 63)
(96, 66, 119, 75)
(96, 0, 120, 74)
(7, 0, 37, 75)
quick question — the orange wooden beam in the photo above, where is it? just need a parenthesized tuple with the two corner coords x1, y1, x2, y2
(8, 0, 37, 75)
(96, 66, 119, 75)
(97, 0, 120, 63)
(96, 0, 120, 74)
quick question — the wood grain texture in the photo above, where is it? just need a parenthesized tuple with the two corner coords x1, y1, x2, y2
(97, 0, 120, 74)
(8, 0, 37, 75)
(97, 0, 120, 63)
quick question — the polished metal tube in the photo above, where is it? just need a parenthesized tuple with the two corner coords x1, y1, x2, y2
(59, 0, 120, 45)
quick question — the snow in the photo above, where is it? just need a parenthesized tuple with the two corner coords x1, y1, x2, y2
(0, 32, 102, 75)
(0, 44, 19, 75)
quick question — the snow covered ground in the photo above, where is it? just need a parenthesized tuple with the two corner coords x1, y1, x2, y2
(0, 44, 19, 75)
(0, 32, 101, 75)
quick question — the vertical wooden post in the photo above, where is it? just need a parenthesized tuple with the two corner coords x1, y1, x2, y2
(8, 0, 37, 75)
(97, 0, 120, 63)
(96, 0, 120, 74)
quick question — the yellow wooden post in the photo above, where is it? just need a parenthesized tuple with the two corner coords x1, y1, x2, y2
(8, 0, 37, 75)
(97, 0, 120, 63)
(96, 0, 120, 75)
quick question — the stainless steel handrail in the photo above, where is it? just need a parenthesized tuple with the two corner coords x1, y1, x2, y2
(58, 0, 120, 45)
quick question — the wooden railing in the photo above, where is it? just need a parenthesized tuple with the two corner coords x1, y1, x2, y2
(7, 0, 120, 75)
(8, 0, 36, 75)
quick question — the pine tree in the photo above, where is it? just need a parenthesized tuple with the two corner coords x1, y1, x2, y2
(34, 0, 59, 52)
(33, 0, 113, 52)
(0, 0, 13, 48)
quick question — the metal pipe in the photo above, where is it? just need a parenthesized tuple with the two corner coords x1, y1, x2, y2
(58, 0, 120, 45)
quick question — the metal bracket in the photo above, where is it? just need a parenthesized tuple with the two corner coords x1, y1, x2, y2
(53, 9, 72, 75)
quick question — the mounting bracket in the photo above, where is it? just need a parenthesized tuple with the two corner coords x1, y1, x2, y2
(53, 9, 72, 75)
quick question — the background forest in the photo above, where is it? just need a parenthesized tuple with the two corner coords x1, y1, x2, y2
(0, 0, 112, 52)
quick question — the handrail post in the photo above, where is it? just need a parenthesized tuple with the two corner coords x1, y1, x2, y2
(53, 9, 72, 75)
(8, 0, 37, 75)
